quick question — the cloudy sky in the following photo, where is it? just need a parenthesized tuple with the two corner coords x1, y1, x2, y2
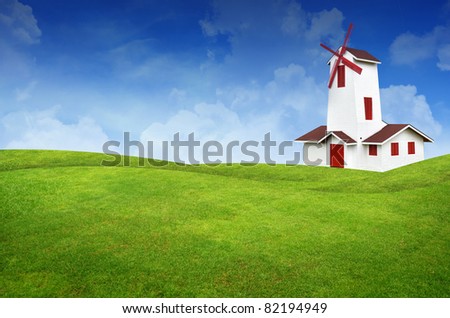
(1, 0, 449, 162)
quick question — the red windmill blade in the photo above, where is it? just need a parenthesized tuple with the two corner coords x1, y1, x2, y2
(320, 23, 363, 88)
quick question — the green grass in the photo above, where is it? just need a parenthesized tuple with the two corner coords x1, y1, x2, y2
(1, 149, 449, 297)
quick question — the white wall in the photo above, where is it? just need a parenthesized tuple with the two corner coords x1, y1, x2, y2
(345, 142, 364, 170)
(327, 51, 385, 141)
(355, 143, 383, 172)
(380, 129, 425, 171)
(302, 130, 426, 172)
(353, 61, 386, 140)
(342, 130, 424, 172)
(327, 55, 358, 137)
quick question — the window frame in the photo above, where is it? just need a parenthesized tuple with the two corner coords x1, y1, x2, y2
(337, 65, 345, 88)
(364, 97, 373, 120)
(408, 141, 415, 154)
(391, 142, 399, 156)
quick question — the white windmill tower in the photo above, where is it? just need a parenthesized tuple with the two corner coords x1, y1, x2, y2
(320, 23, 385, 142)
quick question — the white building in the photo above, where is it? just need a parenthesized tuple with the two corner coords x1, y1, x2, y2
(296, 47, 433, 172)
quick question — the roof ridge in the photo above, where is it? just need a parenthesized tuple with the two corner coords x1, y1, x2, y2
(363, 124, 433, 143)
(346, 47, 381, 63)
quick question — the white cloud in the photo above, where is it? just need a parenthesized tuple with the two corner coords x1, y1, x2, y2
(0, 0, 41, 83)
(199, 19, 218, 37)
(106, 39, 198, 85)
(389, 32, 436, 64)
(217, 85, 261, 110)
(389, 25, 450, 69)
(196, 0, 346, 86)
(306, 8, 345, 45)
(281, 1, 306, 36)
(141, 102, 241, 142)
(381, 85, 442, 136)
(140, 101, 295, 164)
(201, 0, 344, 41)
(437, 44, 450, 71)
(15, 80, 37, 101)
(266, 63, 327, 113)
(215, 63, 326, 115)
(427, 134, 450, 158)
(139, 62, 325, 164)
(0, 0, 41, 45)
(169, 88, 187, 106)
(1, 106, 109, 152)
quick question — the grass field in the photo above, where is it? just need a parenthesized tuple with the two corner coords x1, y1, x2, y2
(1, 150, 449, 297)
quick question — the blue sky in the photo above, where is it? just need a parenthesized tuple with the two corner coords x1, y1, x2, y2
(1, 0, 449, 160)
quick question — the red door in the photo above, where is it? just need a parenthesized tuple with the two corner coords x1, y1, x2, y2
(330, 144, 344, 168)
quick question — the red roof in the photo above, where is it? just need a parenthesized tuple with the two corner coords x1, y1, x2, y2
(297, 124, 433, 145)
(295, 125, 327, 142)
(346, 47, 380, 63)
(295, 126, 356, 144)
(330, 131, 357, 144)
(363, 124, 408, 143)
(363, 124, 433, 143)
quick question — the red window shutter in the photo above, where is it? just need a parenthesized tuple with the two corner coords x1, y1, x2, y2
(391, 142, 399, 156)
(408, 142, 415, 154)
(337, 65, 345, 88)
(369, 145, 377, 156)
(364, 97, 373, 120)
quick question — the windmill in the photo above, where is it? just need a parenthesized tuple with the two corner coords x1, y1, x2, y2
(320, 23, 363, 88)
(296, 23, 433, 172)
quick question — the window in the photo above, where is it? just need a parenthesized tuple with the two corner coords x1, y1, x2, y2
(364, 97, 373, 120)
(337, 65, 345, 87)
(391, 142, 399, 156)
(408, 142, 415, 154)
(369, 145, 377, 156)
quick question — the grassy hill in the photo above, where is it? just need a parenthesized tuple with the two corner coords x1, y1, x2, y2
(1, 150, 449, 297)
